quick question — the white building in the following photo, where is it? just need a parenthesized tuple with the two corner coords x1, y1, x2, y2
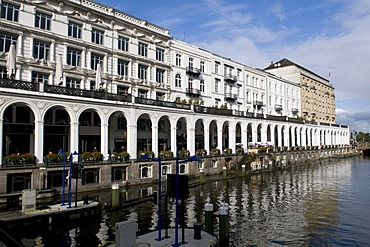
(0, 0, 349, 193)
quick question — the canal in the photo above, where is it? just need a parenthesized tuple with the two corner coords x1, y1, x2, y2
(7, 157, 370, 246)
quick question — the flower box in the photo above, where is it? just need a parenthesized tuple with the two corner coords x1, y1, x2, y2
(178, 150, 190, 158)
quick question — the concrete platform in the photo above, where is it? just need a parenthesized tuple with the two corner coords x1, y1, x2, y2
(118, 228, 218, 247)
(0, 200, 101, 224)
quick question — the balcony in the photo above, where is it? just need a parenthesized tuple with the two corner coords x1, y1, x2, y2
(135, 97, 191, 110)
(254, 101, 264, 107)
(186, 67, 201, 77)
(292, 108, 299, 115)
(224, 74, 237, 84)
(186, 88, 201, 97)
(224, 92, 237, 102)
(275, 104, 283, 111)
(0, 78, 132, 103)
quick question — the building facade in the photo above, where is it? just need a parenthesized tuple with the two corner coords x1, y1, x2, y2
(265, 58, 336, 124)
(0, 0, 348, 194)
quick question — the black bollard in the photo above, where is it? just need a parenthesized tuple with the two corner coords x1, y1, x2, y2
(219, 202, 229, 247)
(193, 222, 202, 240)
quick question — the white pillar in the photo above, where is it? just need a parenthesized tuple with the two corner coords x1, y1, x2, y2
(34, 120, 44, 164)
(101, 123, 109, 160)
(204, 127, 210, 155)
(217, 127, 223, 150)
(17, 33, 23, 56)
(170, 126, 177, 155)
(187, 127, 195, 155)
(229, 125, 236, 152)
(0, 120, 3, 167)
(70, 121, 79, 153)
(152, 124, 158, 156)
(127, 124, 137, 159)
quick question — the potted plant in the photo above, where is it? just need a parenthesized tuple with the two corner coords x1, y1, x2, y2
(5, 153, 22, 164)
(258, 147, 268, 153)
(196, 149, 207, 156)
(211, 148, 220, 155)
(160, 150, 173, 159)
(21, 153, 35, 163)
(82, 152, 93, 161)
(236, 147, 244, 154)
(224, 148, 232, 154)
(178, 149, 190, 158)
(92, 151, 103, 160)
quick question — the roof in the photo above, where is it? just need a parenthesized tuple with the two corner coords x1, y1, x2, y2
(264, 58, 330, 83)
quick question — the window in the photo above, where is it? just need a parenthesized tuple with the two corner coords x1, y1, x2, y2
(33, 40, 50, 60)
(138, 89, 148, 98)
(35, 12, 51, 30)
(32, 71, 49, 84)
(66, 77, 80, 89)
(188, 58, 193, 68)
(91, 28, 103, 45)
(0, 32, 17, 52)
(138, 42, 148, 57)
(140, 165, 152, 178)
(215, 79, 220, 93)
(117, 86, 129, 95)
(175, 74, 181, 87)
(68, 21, 82, 39)
(156, 93, 165, 101)
(66, 48, 81, 66)
(156, 48, 164, 62)
(179, 163, 188, 174)
(1, 2, 19, 22)
(138, 64, 147, 81)
(200, 80, 205, 92)
(200, 61, 205, 72)
(215, 62, 219, 74)
(118, 59, 129, 76)
(0, 66, 6, 78)
(176, 54, 181, 66)
(237, 69, 241, 79)
(162, 164, 171, 176)
(117, 117, 127, 130)
(118, 36, 129, 51)
(156, 68, 165, 84)
(90, 53, 103, 70)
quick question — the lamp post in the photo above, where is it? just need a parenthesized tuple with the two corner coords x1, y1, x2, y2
(68, 151, 79, 208)
(153, 154, 163, 241)
(174, 155, 201, 247)
(58, 149, 66, 206)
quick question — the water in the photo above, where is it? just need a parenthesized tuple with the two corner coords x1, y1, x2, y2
(9, 157, 370, 246)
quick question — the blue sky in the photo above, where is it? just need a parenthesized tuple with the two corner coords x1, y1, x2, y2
(99, 0, 370, 132)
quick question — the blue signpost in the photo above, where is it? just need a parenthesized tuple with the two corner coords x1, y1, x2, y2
(67, 151, 79, 208)
(58, 150, 66, 206)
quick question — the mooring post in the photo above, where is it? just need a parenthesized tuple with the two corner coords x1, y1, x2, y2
(200, 168, 205, 183)
(241, 164, 246, 176)
(204, 200, 213, 233)
(223, 166, 227, 178)
(112, 183, 119, 208)
(219, 202, 229, 247)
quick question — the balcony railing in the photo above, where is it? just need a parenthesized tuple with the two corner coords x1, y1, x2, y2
(254, 101, 264, 106)
(135, 97, 191, 110)
(224, 92, 237, 102)
(186, 67, 201, 77)
(0, 78, 39, 91)
(194, 105, 233, 116)
(44, 85, 132, 102)
(224, 74, 237, 83)
(186, 88, 201, 97)
(275, 104, 283, 111)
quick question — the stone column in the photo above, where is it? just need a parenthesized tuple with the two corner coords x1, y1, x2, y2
(101, 123, 109, 161)
(34, 120, 44, 165)
(152, 123, 159, 156)
(127, 124, 138, 159)
(187, 127, 195, 155)
(0, 120, 3, 167)
(229, 125, 236, 151)
(170, 126, 177, 155)
(217, 127, 223, 150)
(70, 121, 79, 154)
(204, 127, 210, 155)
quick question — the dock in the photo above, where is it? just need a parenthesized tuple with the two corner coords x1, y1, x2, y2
(0, 200, 101, 226)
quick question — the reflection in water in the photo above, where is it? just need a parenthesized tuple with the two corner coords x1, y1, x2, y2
(15, 158, 370, 246)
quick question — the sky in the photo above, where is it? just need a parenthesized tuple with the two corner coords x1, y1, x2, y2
(98, 0, 370, 133)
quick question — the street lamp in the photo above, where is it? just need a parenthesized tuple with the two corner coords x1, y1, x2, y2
(68, 151, 79, 208)
(58, 149, 66, 206)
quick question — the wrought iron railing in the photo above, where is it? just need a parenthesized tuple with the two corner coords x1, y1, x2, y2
(0, 78, 39, 91)
(135, 97, 191, 110)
